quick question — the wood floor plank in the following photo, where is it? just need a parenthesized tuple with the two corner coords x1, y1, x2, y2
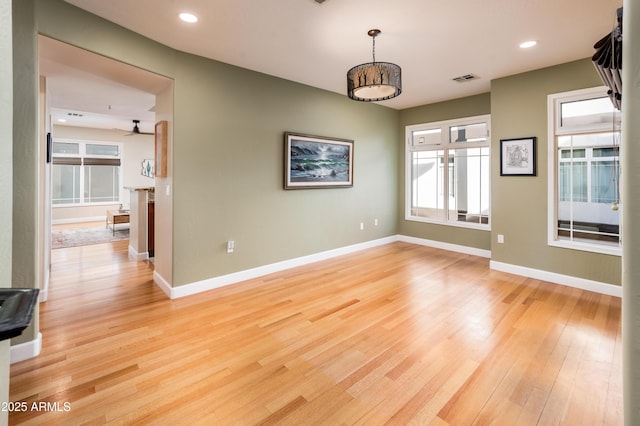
(9, 241, 622, 425)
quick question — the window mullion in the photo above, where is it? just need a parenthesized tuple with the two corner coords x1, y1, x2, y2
(567, 140, 573, 241)
(80, 164, 86, 204)
(443, 148, 449, 221)
(588, 148, 593, 203)
(75, 165, 80, 205)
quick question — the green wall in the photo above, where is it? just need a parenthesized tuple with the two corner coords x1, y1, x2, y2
(397, 93, 492, 251)
(172, 52, 399, 285)
(12, 1, 37, 288)
(491, 59, 621, 285)
(19, 0, 400, 291)
(11, 0, 39, 345)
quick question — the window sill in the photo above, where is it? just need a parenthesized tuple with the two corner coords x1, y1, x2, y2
(52, 202, 121, 208)
(548, 239, 621, 257)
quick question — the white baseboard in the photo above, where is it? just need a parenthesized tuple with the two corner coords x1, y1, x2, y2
(490, 260, 622, 297)
(153, 271, 173, 299)
(10, 333, 42, 364)
(52, 216, 106, 225)
(397, 235, 492, 258)
(152, 235, 618, 300)
(128, 245, 149, 261)
(157, 236, 398, 299)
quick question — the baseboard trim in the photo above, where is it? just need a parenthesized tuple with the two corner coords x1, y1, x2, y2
(153, 270, 173, 299)
(159, 236, 398, 299)
(397, 235, 492, 258)
(128, 245, 149, 261)
(52, 216, 105, 225)
(10, 333, 42, 364)
(152, 235, 618, 300)
(490, 260, 622, 297)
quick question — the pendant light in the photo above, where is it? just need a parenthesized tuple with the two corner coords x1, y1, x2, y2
(347, 29, 402, 102)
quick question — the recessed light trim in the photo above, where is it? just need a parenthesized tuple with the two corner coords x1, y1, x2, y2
(519, 40, 537, 49)
(179, 12, 198, 23)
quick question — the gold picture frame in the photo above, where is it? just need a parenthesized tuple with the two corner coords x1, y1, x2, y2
(154, 120, 168, 177)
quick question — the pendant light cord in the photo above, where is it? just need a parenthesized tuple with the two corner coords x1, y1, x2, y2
(372, 34, 376, 63)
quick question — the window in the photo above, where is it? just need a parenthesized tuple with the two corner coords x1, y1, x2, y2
(52, 141, 122, 206)
(548, 87, 621, 255)
(406, 115, 491, 228)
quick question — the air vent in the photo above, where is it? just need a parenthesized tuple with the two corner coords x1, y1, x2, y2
(452, 74, 479, 83)
(66, 112, 84, 117)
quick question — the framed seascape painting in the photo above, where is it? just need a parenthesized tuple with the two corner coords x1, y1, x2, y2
(500, 136, 536, 176)
(284, 132, 354, 189)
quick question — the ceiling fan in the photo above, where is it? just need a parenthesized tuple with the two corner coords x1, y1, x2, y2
(123, 119, 154, 136)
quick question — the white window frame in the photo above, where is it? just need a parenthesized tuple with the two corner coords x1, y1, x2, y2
(405, 114, 491, 230)
(51, 139, 123, 207)
(547, 86, 622, 256)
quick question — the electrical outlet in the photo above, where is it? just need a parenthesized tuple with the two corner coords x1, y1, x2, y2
(360, 222, 364, 231)
(374, 218, 379, 226)
(226, 240, 235, 253)
(497, 234, 504, 244)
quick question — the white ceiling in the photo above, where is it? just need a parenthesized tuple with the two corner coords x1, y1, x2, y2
(39, 36, 171, 134)
(45, 0, 622, 131)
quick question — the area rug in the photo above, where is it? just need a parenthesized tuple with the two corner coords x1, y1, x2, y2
(52, 226, 129, 249)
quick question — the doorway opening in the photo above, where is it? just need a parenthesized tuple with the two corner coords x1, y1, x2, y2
(38, 35, 173, 300)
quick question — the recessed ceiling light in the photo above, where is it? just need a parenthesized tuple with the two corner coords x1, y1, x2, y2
(179, 12, 198, 23)
(57, 118, 67, 123)
(519, 40, 537, 49)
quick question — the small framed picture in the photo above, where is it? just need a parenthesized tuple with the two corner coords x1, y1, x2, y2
(500, 137, 536, 176)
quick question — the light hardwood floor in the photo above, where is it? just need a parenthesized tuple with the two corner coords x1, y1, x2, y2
(9, 241, 621, 425)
